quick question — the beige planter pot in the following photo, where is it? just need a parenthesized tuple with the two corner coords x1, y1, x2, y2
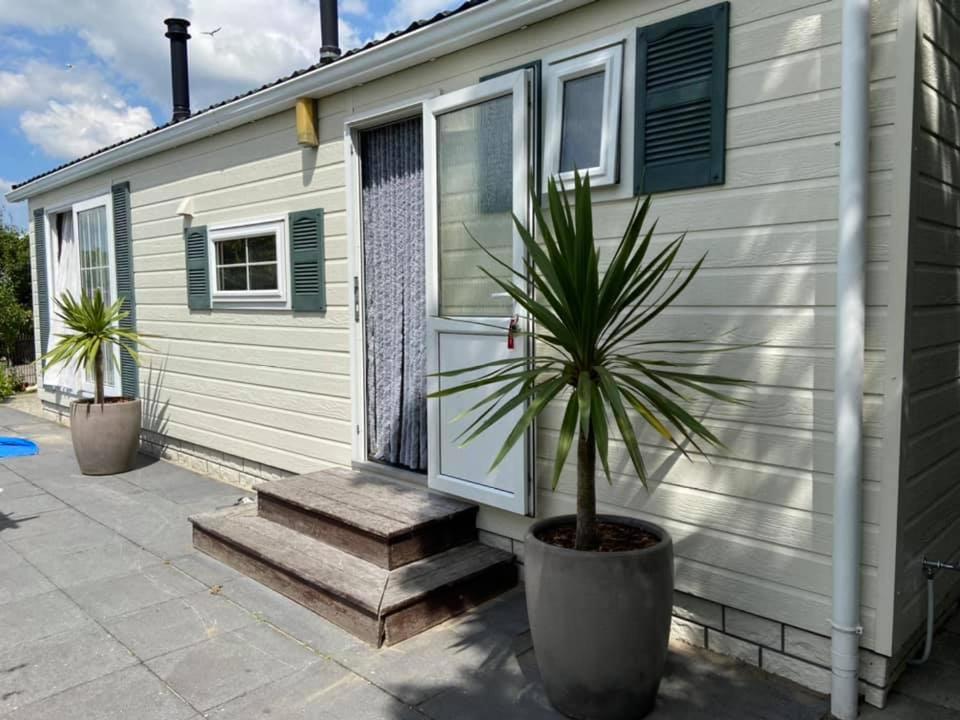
(70, 398, 141, 475)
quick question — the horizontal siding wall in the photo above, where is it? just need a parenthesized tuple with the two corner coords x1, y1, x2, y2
(896, 0, 960, 654)
(27, 0, 902, 653)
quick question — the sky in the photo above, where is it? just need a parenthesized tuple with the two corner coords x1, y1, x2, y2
(0, 0, 461, 229)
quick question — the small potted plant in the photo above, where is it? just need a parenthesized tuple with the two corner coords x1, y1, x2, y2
(435, 172, 748, 719)
(44, 290, 147, 475)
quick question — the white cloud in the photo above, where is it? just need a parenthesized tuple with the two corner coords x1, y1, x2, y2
(384, 0, 459, 29)
(20, 101, 155, 159)
(342, 0, 369, 17)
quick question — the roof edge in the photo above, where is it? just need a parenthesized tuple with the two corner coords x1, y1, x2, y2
(6, 0, 593, 204)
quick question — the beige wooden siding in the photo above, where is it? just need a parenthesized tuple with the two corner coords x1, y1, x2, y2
(895, 0, 960, 654)
(26, 0, 905, 652)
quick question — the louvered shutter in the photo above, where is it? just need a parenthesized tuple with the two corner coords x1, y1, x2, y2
(184, 225, 210, 310)
(112, 182, 138, 398)
(288, 209, 326, 312)
(635, 2, 729, 194)
(33, 208, 49, 372)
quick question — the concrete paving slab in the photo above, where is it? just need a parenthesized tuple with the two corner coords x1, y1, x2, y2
(171, 551, 246, 586)
(0, 539, 23, 570)
(25, 534, 161, 588)
(0, 590, 90, 652)
(893, 658, 960, 712)
(147, 623, 320, 711)
(0, 507, 94, 542)
(5, 513, 117, 558)
(38, 474, 144, 507)
(218, 575, 368, 657)
(0, 480, 46, 500)
(861, 693, 960, 719)
(65, 562, 206, 621)
(0, 561, 55, 605)
(104, 589, 255, 660)
(0, 664, 197, 720)
(203, 660, 351, 719)
(1, 492, 68, 517)
(0, 624, 138, 714)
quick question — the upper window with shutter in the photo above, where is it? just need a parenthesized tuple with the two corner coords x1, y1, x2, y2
(543, 42, 624, 189)
(635, 2, 730, 194)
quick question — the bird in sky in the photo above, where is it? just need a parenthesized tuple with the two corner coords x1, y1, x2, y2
(201, 27, 222, 37)
(64, 63, 73, 69)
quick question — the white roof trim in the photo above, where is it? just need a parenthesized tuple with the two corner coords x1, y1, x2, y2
(6, 0, 593, 203)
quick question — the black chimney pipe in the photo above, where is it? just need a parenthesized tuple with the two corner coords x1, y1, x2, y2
(319, 0, 341, 64)
(164, 18, 192, 122)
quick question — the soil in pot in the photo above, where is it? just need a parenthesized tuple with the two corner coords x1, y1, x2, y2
(536, 521, 660, 552)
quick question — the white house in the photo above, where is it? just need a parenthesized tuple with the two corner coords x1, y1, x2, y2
(6, 0, 960, 709)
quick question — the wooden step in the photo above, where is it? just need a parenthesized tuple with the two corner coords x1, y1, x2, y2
(256, 468, 478, 569)
(191, 506, 517, 646)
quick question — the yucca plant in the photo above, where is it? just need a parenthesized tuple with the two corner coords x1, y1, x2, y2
(433, 172, 749, 551)
(43, 289, 145, 405)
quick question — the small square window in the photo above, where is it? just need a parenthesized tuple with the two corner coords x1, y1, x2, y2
(208, 219, 288, 308)
(544, 43, 624, 189)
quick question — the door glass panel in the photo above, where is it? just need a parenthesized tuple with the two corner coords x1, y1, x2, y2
(436, 94, 514, 317)
(77, 205, 116, 386)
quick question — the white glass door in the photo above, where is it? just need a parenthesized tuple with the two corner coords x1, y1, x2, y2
(423, 70, 532, 514)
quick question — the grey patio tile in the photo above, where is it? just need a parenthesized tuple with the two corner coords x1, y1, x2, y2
(0, 561, 55, 605)
(0, 507, 92, 542)
(25, 534, 161, 588)
(171, 551, 245, 586)
(65, 562, 205, 621)
(861, 693, 960, 719)
(337, 613, 521, 706)
(218, 575, 368, 657)
(0, 624, 138, 714)
(204, 660, 351, 719)
(104, 589, 255, 660)
(0, 590, 89, 652)
(893, 658, 960, 712)
(5, 513, 116, 558)
(0, 492, 68, 518)
(0, 480, 45, 500)
(0, 539, 23, 570)
(1, 664, 197, 720)
(147, 623, 320, 711)
(116, 512, 196, 559)
(38, 474, 144, 506)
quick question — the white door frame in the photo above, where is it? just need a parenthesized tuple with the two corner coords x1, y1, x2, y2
(423, 70, 533, 514)
(344, 92, 437, 477)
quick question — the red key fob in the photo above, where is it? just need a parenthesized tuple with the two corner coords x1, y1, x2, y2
(507, 316, 518, 350)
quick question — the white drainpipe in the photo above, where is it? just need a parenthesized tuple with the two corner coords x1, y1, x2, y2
(832, 0, 870, 718)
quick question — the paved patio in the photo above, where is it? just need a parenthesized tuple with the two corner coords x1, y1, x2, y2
(0, 401, 956, 719)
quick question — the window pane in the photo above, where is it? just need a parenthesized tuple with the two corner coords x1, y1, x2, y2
(247, 235, 277, 262)
(217, 238, 246, 266)
(77, 205, 111, 301)
(218, 266, 247, 291)
(436, 94, 514, 317)
(559, 71, 604, 173)
(249, 263, 278, 290)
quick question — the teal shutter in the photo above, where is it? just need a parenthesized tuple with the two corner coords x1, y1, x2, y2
(635, 2, 729, 194)
(184, 225, 210, 310)
(33, 207, 49, 369)
(112, 182, 138, 398)
(289, 209, 326, 312)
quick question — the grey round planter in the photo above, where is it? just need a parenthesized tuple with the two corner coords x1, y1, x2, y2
(524, 514, 674, 720)
(70, 398, 141, 475)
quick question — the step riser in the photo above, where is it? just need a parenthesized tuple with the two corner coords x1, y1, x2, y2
(383, 562, 518, 645)
(193, 525, 382, 645)
(193, 523, 517, 648)
(258, 493, 478, 569)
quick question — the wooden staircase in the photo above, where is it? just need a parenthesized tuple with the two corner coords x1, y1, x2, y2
(190, 467, 518, 646)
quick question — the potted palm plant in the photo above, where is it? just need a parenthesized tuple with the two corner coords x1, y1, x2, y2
(44, 290, 146, 475)
(434, 172, 748, 719)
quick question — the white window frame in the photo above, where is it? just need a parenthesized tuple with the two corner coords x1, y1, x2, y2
(543, 41, 624, 190)
(43, 190, 122, 399)
(208, 217, 289, 309)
